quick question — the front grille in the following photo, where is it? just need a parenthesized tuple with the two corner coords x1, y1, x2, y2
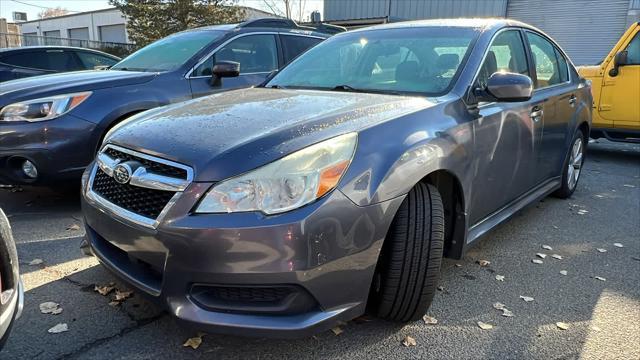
(103, 147, 188, 180)
(92, 169, 175, 219)
(203, 286, 294, 303)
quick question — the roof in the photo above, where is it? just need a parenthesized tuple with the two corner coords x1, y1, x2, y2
(16, 7, 122, 24)
(348, 18, 530, 33)
(0, 46, 119, 58)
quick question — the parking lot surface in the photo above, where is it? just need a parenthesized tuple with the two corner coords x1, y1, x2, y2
(0, 140, 638, 360)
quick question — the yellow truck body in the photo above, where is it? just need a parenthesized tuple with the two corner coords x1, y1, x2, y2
(578, 22, 640, 142)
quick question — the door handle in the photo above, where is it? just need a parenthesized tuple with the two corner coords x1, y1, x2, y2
(530, 107, 543, 122)
(569, 95, 577, 107)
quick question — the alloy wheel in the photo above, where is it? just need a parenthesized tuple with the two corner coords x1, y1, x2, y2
(567, 137, 583, 190)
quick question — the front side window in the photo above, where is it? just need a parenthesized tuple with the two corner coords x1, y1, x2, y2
(526, 32, 566, 88)
(477, 30, 529, 88)
(267, 27, 479, 96)
(192, 34, 278, 77)
(625, 32, 640, 64)
(112, 30, 223, 72)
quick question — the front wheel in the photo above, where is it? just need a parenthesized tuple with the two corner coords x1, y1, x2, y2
(554, 129, 586, 199)
(368, 182, 444, 322)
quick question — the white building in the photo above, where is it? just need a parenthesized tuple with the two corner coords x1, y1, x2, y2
(19, 8, 129, 45)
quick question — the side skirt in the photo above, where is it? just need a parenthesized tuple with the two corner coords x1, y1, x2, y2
(466, 177, 561, 245)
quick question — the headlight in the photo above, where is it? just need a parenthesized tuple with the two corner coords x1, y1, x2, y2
(195, 133, 357, 215)
(0, 92, 92, 122)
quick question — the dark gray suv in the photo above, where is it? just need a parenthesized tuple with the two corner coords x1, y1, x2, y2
(81, 19, 592, 337)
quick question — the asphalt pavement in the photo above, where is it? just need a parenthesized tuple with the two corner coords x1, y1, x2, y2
(0, 139, 638, 360)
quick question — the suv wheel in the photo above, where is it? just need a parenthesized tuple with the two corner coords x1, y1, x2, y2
(554, 128, 586, 199)
(369, 182, 444, 321)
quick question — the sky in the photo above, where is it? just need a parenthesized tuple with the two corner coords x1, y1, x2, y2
(0, 0, 324, 22)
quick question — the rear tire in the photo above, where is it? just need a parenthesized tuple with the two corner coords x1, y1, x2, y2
(369, 182, 444, 322)
(554, 128, 586, 199)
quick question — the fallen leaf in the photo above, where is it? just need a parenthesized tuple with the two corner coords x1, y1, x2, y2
(48, 323, 68, 334)
(552, 225, 559, 229)
(577, 209, 588, 215)
(597, 248, 607, 253)
(402, 335, 417, 347)
(501, 309, 514, 317)
(29, 258, 43, 265)
(39, 302, 62, 315)
(183, 333, 205, 349)
(613, 243, 624, 248)
(331, 326, 343, 335)
(423, 315, 438, 325)
(477, 321, 493, 330)
(94, 283, 115, 296)
(477, 260, 490, 267)
(437, 286, 444, 291)
(114, 290, 133, 301)
(495, 275, 505, 281)
(551, 254, 563, 260)
(623, 184, 636, 188)
(108, 301, 120, 307)
(455, 264, 462, 267)
(593, 276, 606, 282)
(66, 224, 81, 231)
(560, 270, 568, 276)
(536, 253, 547, 259)
(542, 245, 553, 250)
(520, 295, 534, 302)
(532, 259, 544, 264)
(556, 322, 570, 330)
(493, 302, 506, 310)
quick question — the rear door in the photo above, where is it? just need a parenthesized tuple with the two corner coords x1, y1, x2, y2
(279, 34, 323, 64)
(188, 34, 279, 98)
(525, 31, 577, 183)
(469, 29, 537, 224)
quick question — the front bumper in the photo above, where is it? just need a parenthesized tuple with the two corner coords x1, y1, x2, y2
(0, 114, 97, 185)
(82, 174, 403, 337)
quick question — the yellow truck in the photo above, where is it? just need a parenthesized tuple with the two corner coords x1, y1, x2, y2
(578, 22, 640, 143)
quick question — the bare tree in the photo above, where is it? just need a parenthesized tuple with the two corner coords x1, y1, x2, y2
(38, 7, 69, 19)
(262, 0, 307, 21)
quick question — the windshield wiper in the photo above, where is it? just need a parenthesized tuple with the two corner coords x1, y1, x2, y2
(269, 84, 286, 89)
(332, 84, 358, 92)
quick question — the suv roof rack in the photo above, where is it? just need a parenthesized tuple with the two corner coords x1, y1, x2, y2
(238, 18, 346, 35)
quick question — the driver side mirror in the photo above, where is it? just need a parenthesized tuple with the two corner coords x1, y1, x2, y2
(475, 72, 533, 103)
(608, 51, 628, 77)
(211, 61, 240, 86)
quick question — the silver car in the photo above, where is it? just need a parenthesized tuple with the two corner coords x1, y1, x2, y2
(81, 19, 592, 337)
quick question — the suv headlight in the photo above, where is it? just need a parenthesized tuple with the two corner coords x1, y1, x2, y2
(195, 133, 357, 215)
(0, 92, 92, 122)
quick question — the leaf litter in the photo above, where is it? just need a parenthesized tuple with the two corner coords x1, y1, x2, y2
(48, 323, 68, 334)
(597, 248, 607, 253)
(495, 275, 505, 281)
(423, 315, 438, 325)
(520, 295, 534, 302)
(183, 333, 205, 349)
(477, 260, 491, 267)
(29, 258, 43, 265)
(536, 253, 547, 259)
(331, 326, 343, 335)
(39, 302, 62, 315)
(560, 270, 568, 276)
(551, 254, 563, 260)
(94, 283, 115, 296)
(66, 224, 81, 231)
(556, 322, 570, 330)
(492, 302, 514, 317)
(477, 321, 493, 330)
(532, 259, 543, 264)
(542, 245, 553, 250)
(613, 243, 624, 248)
(402, 335, 417, 347)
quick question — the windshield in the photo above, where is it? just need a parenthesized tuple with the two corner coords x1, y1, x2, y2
(112, 30, 224, 72)
(267, 26, 479, 96)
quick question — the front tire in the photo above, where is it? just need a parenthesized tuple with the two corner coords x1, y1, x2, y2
(369, 182, 444, 322)
(554, 128, 586, 199)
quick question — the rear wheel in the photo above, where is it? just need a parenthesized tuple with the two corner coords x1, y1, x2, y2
(554, 129, 586, 199)
(369, 182, 444, 321)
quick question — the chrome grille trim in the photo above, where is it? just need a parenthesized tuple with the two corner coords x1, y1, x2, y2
(87, 144, 194, 229)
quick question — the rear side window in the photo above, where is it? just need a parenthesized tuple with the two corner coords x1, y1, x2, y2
(76, 51, 118, 69)
(1, 51, 48, 69)
(281, 35, 322, 63)
(477, 30, 529, 88)
(193, 34, 278, 76)
(554, 48, 569, 82)
(1, 50, 82, 71)
(526, 32, 566, 88)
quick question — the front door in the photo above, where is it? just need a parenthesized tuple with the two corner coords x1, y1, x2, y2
(469, 29, 538, 225)
(188, 34, 279, 98)
(599, 30, 640, 129)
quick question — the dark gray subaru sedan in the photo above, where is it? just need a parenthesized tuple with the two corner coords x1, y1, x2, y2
(81, 19, 592, 337)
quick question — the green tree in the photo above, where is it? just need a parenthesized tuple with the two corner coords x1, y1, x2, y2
(110, 0, 245, 47)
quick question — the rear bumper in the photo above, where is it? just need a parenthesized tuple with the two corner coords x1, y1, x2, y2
(0, 114, 97, 185)
(81, 177, 403, 337)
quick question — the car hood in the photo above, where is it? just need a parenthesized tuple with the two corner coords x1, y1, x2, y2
(106, 88, 436, 181)
(0, 70, 156, 106)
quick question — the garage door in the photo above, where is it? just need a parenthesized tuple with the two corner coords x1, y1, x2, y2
(99, 24, 127, 43)
(68, 27, 90, 40)
(507, 0, 630, 65)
